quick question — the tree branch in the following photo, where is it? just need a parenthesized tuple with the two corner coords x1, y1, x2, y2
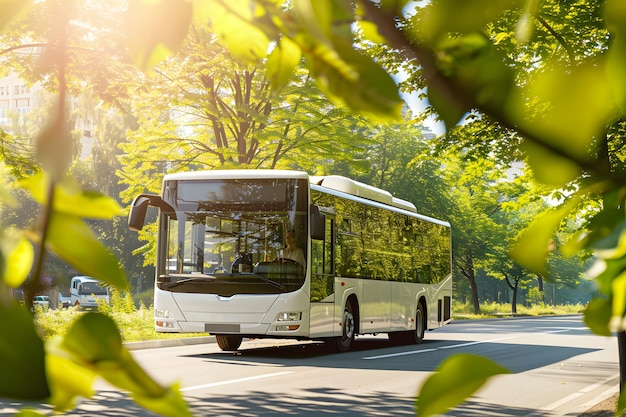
(359, 1, 616, 183)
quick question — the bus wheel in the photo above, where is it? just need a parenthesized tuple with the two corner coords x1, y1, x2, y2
(408, 303, 425, 344)
(336, 301, 355, 353)
(216, 335, 243, 351)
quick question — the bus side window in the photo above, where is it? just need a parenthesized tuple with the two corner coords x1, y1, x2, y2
(310, 217, 334, 302)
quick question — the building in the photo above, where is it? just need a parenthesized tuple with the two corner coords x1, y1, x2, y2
(0, 71, 42, 128)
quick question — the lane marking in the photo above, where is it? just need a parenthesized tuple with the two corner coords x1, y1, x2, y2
(542, 374, 617, 411)
(523, 373, 620, 416)
(438, 337, 516, 349)
(543, 392, 584, 411)
(180, 371, 293, 392)
(579, 374, 619, 394)
(362, 336, 517, 360)
(362, 348, 438, 360)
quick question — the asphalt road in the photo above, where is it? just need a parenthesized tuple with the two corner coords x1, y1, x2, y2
(1, 315, 620, 416)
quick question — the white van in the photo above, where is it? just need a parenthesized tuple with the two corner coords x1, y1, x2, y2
(70, 276, 109, 309)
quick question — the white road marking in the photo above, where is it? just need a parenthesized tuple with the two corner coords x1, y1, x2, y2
(180, 371, 293, 392)
(362, 336, 517, 360)
(527, 374, 619, 417)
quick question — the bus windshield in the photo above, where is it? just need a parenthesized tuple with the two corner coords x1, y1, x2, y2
(79, 282, 108, 295)
(157, 178, 308, 296)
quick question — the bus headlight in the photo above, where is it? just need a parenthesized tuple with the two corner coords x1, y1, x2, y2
(155, 309, 173, 319)
(155, 309, 174, 328)
(277, 312, 301, 321)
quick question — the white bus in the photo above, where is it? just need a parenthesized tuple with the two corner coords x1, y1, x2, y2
(128, 170, 452, 352)
(69, 276, 110, 309)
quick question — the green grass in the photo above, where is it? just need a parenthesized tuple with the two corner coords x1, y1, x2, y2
(453, 300, 586, 319)
(34, 290, 207, 343)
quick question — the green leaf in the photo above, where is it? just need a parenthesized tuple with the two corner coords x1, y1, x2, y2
(63, 313, 123, 361)
(0, 0, 33, 32)
(0, 228, 34, 288)
(560, 230, 588, 258)
(523, 140, 581, 186)
(427, 84, 468, 130)
(612, 273, 626, 328)
(520, 61, 616, 162)
(45, 212, 128, 291)
(379, 0, 412, 15)
(437, 33, 515, 109)
(590, 256, 626, 296)
(420, 0, 518, 43)
(510, 200, 577, 275)
(358, 21, 387, 45)
(45, 338, 97, 411)
(0, 303, 49, 400)
(59, 313, 193, 417)
(133, 382, 192, 417)
(427, 33, 515, 129)
(20, 173, 124, 220)
(293, 0, 335, 44)
(590, 220, 626, 259)
(266, 37, 302, 92)
(124, 0, 192, 70)
(305, 36, 403, 120)
(416, 353, 510, 417)
(210, 0, 271, 65)
(14, 410, 46, 417)
(584, 298, 612, 336)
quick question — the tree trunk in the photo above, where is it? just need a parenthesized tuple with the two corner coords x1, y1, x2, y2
(511, 282, 518, 314)
(470, 278, 481, 314)
(459, 255, 481, 314)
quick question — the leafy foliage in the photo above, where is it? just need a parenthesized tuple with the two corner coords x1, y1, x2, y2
(0, 303, 48, 400)
(416, 353, 510, 417)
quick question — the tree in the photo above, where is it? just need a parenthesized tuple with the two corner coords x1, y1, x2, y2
(118, 21, 371, 202)
(356, 121, 453, 218)
(440, 146, 519, 314)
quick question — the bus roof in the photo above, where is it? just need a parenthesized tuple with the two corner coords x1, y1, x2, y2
(71, 276, 99, 283)
(163, 169, 310, 181)
(311, 175, 418, 213)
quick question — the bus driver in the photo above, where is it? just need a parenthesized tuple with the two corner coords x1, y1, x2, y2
(278, 229, 305, 267)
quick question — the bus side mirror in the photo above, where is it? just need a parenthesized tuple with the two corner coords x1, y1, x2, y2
(128, 193, 176, 232)
(311, 205, 325, 240)
(128, 195, 150, 231)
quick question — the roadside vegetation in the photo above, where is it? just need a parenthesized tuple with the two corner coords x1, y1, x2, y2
(33, 293, 585, 343)
(452, 301, 584, 319)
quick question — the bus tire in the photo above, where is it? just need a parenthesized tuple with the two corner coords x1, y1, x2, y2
(216, 335, 243, 351)
(336, 300, 356, 353)
(407, 302, 425, 344)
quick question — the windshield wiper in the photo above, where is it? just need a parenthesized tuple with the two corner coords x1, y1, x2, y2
(161, 274, 216, 289)
(160, 272, 287, 290)
(254, 275, 285, 289)
(220, 273, 286, 289)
